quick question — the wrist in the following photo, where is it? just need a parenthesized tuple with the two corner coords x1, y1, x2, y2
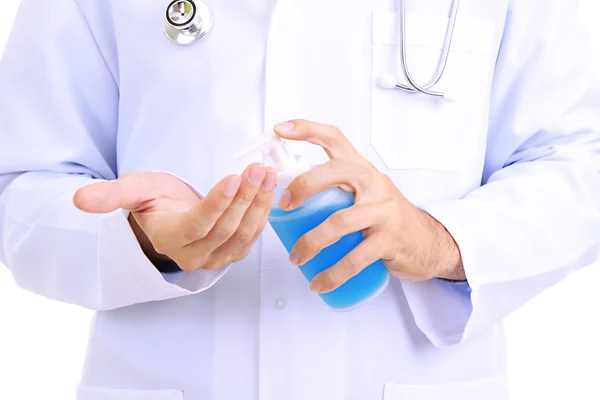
(436, 226, 465, 280)
(420, 210, 466, 281)
(128, 213, 181, 273)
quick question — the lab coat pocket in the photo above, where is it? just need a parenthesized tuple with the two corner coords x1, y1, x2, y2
(76, 384, 183, 400)
(371, 11, 497, 172)
(383, 375, 509, 400)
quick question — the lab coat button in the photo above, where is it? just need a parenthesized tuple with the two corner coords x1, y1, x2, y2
(274, 298, 287, 309)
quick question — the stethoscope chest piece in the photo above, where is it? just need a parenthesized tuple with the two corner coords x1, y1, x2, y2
(164, 0, 212, 45)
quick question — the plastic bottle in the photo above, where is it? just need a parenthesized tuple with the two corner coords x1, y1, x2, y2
(236, 132, 389, 311)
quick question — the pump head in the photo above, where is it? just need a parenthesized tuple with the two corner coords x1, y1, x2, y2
(236, 131, 311, 187)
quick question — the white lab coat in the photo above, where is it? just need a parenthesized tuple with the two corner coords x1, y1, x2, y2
(1, 0, 599, 399)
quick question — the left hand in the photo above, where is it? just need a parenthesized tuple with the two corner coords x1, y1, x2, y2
(273, 119, 465, 294)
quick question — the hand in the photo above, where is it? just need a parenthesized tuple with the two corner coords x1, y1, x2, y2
(73, 165, 277, 271)
(273, 120, 465, 293)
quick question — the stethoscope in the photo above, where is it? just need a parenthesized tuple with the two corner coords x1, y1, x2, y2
(163, 0, 212, 45)
(163, 0, 460, 100)
(378, 0, 460, 101)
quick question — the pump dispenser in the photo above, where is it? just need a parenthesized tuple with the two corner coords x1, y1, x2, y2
(237, 132, 390, 312)
(235, 131, 310, 187)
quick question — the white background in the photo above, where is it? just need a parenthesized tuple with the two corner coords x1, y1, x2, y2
(1, 1, 599, 399)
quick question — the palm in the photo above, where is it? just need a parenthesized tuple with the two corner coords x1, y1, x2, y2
(74, 165, 276, 272)
(73, 172, 201, 215)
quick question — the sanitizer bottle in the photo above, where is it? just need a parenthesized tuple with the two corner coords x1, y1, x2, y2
(237, 132, 390, 311)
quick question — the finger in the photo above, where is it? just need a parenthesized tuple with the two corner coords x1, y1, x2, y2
(208, 193, 272, 267)
(213, 169, 276, 260)
(230, 198, 271, 262)
(73, 173, 157, 213)
(151, 174, 242, 249)
(161, 166, 263, 263)
(169, 250, 223, 272)
(181, 164, 267, 257)
(233, 211, 269, 262)
(289, 203, 387, 266)
(310, 236, 385, 293)
(278, 158, 373, 210)
(236, 214, 270, 261)
(273, 119, 364, 161)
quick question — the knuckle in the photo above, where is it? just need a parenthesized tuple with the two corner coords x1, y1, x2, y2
(197, 225, 212, 239)
(330, 210, 350, 230)
(193, 253, 225, 270)
(294, 174, 312, 193)
(182, 228, 198, 243)
(322, 268, 343, 289)
(345, 254, 365, 273)
(201, 260, 220, 270)
(205, 196, 229, 215)
(233, 246, 252, 262)
(202, 196, 221, 212)
(174, 257, 199, 272)
(183, 225, 206, 242)
(234, 228, 255, 245)
(230, 251, 243, 263)
(358, 166, 374, 181)
(254, 225, 267, 239)
(252, 193, 272, 209)
(299, 233, 320, 255)
(179, 213, 211, 241)
(324, 126, 344, 146)
(212, 225, 235, 242)
(329, 157, 348, 172)
(378, 172, 396, 189)
(238, 188, 256, 204)
(332, 126, 345, 140)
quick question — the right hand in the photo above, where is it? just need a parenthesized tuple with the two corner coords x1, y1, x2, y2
(73, 165, 277, 271)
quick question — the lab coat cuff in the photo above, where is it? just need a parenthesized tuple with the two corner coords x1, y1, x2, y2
(413, 197, 588, 348)
(97, 208, 229, 309)
(399, 277, 473, 347)
(398, 199, 483, 347)
(423, 199, 485, 292)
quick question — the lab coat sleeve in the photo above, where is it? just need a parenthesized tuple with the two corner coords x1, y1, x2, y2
(401, 0, 600, 347)
(0, 0, 229, 311)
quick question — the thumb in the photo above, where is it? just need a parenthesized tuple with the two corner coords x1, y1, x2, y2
(73, 175, 154, 214)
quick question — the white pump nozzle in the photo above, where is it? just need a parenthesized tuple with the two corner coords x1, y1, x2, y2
(236, 131, 311, 187)
(235, 131, 282, 159)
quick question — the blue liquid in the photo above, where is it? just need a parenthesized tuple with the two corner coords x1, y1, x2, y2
(268, 187, 389, 311)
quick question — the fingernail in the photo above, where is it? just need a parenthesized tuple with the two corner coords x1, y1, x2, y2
(310, 281, 324, 293)
(262, 169, 277, 191)
(249, 165, 266, 187)
(289, 249, 301, 265)
(275, 121, 294, 133)
(278, 189, 292, 209)
(224, 176, 241, 197)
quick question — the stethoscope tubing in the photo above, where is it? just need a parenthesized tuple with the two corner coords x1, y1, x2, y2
(163, 0, 460, 99)
(394, 0, 460, 98)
